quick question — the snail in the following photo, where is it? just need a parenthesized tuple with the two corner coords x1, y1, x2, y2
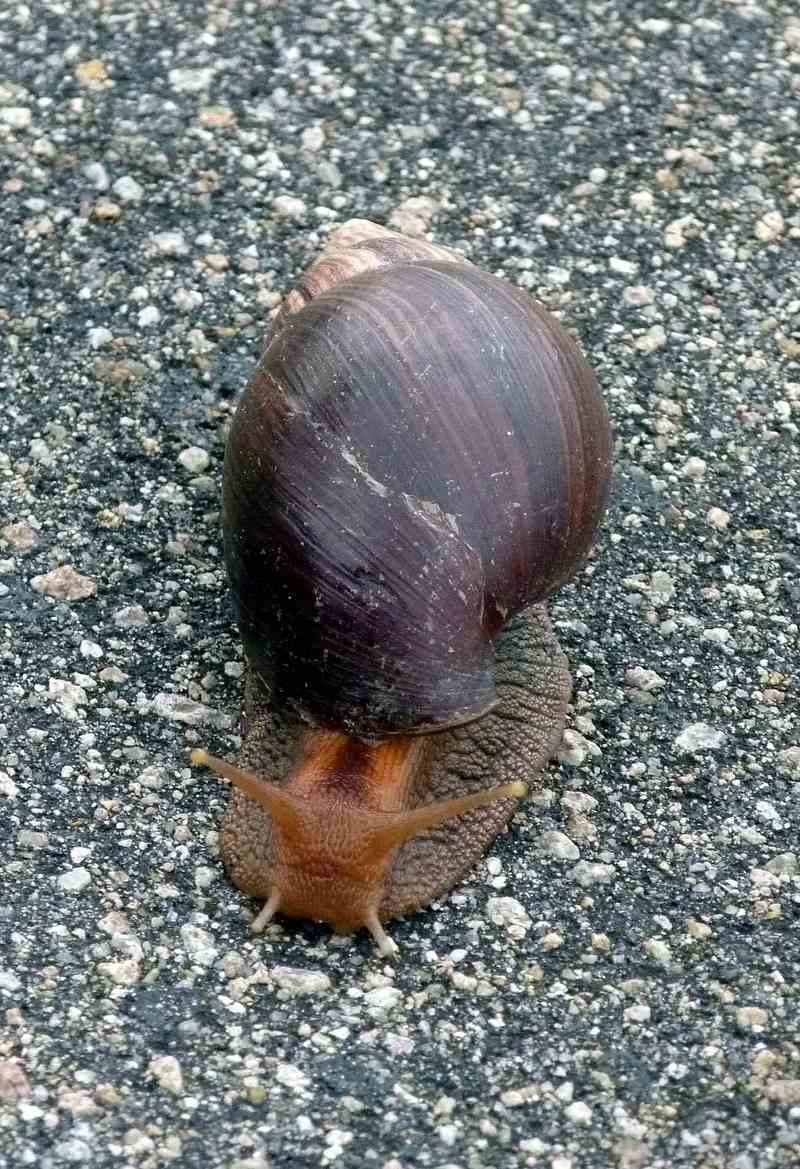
(191, 219, 612, 957)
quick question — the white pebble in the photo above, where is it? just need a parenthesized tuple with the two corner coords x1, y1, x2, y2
(569, 861, 616, 887)
(112, 175, 144, 203)
(625, 1003, 652, 1023)
(643, 938, 671, 963)
(83, 161, 109, 190)
(754, 211, 785, 242)
(137, 305, 160, 328)
(1, 107, 32, 129)
(113, 604, 149, 628)
(535, 831, 580, 861)
(152, 229, 188, 256)
(180, 924, 218, 967)
(634, 324, 667, 353)
(564, 1101, 593, 1125)
(31, 564, 96, 601)
(545, 63, 572, 83)
(486, 896, 531, 938)
(58, 867, 92, 893)
(681, 456, 707, 480)
(364, 986, 403, 1011)
(88, 327, 113, 349)
(301, 125, 325, 152)
(674, 723, 725, 754)
(178, 446, 211, 474)
(777, 747, 800, 778)
(630, 190, 655, 213)
(271, 966, 332, 996)
(706, 507, 731, 530)
(273, 195, 307, 219)
(148, 1055, 184, 1095)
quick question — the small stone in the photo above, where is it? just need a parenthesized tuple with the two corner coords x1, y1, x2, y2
(32, 565, 97, 601)
(180, 924, 218, 966)
(630, 190, 655, 213)
(112, 175, 144, 203)
(486, 896, 531, 937)
(541, 931, 563, 950)
(388, 195, 440, 237)
(558, 728, 601, 766)
(113, 604, 149, 628)
(0, 772, 18, 800)
(276, 1063, 310, 1091)
(609, 256, 638, 276)
(364, 986, 403, 1011)
(49, 678, 88, 719)
(625, 667, 666, 692)
(88, 326, 113, 349)
(98, 958, 141, 986)
(137, 305, 160, 328)
(681, 456, 707, 480)
(17, 830, 48, 849)
(737, 1006, 768, 1029)
(564, 1101, 592, 1125)
(707, 507, 731, 530)
(765, 853, 798, 877)
(643, 938, 671, 963)
(674, 723, 725, 755)
(169, 66, 215, 93)
(623, 285, 655, 306)
(301, 125, 325, 152)
(776, 747, 800, 779)
(0, 969, 22, 992)
(625, 1003, 651, 1023)
(545, 62, 572, 84)
(152, 229, 189, 256)
(272, 195, 307, 219)
(80, 640, 103, 659)
(754, 211, 785, 242)
(640, 17, 672, 34)
(569, 861, 616, 887)
(75, 59, 108, 87)
(57, 867, 92, 893)
(84, 161, 109, 190)
(152, 693, 229, 728)
(271, 967, 332, 996)
(764, 1080, 800, 1106)
(535, 831, 580, 861)
(634, 324, 667, 353)
(92, 199, 121, 221)
(0, 1059, 30, 1101)
(687, 919, 713, 940)
(1, 106, 33, 130)
(148, 1055, 184, 1095)
(178, 446, 211, 474)
(2, 521, 39, 551)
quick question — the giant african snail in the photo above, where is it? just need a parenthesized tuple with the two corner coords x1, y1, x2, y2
(191, 219, 612, 957)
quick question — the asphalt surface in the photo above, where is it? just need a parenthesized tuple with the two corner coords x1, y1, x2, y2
(1, 2, 799, 1167)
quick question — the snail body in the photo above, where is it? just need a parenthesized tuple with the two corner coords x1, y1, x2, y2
(193, 220, 611, 955)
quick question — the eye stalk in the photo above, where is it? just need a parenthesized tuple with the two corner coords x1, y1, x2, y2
(190, 746, 526, 957)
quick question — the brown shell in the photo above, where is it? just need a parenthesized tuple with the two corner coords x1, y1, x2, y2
(223, 221, 611, 738)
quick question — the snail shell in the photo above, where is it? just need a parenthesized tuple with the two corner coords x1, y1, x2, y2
(224, 221, 610, 738)
(193, 220, 612, 956)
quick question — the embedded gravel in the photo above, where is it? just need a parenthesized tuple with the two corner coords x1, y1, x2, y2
(1, 2, 799, 1168)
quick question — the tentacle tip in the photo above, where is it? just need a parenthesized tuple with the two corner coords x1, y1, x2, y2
(251, 893, 281, 934)
(189, 748, 209, 767)
(509, 781, 528, 799)
(366, 914, 399, 959)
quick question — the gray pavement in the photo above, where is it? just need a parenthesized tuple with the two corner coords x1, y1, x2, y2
(1, 3, 799, 1167)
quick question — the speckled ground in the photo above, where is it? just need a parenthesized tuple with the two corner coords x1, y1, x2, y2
(1, 2, 799, 1167)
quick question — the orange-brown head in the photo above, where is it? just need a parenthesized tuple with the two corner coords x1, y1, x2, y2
(191, 739, 525, 956)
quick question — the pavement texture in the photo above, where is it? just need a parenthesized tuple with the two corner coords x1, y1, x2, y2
(1, 2, 799, 1167)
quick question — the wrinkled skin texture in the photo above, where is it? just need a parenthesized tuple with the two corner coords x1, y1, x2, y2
(220, 604, 571, 922)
